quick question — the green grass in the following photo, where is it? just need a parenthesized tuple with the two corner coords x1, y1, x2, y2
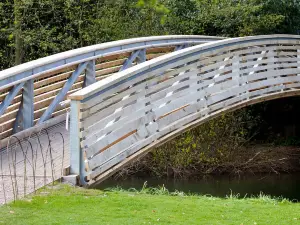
(0, 184, 300, 225)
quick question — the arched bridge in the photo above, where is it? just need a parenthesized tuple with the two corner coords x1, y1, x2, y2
(1, 34, 300, 191)
(69, 35, 300, 185)
(0, 35, 222, 200)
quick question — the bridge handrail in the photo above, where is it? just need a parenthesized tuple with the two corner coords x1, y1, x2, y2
(0, 35, 222, 139)
(68, 34, 300, 184)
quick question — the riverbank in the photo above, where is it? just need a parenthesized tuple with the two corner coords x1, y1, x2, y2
(1, 185, 299, 225)
(116, 145, 300, 179)
(97, 173, 300, 201)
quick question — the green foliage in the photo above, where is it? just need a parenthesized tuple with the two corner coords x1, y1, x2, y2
(0, 0, 167, 68)
(2, 0, 300, 68)
(137, 0, 169, 23)
(148, 108, 261, 177)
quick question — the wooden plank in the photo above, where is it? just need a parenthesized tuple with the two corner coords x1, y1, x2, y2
(33, 103, 66, 120)
(87, 131, 139, 171)
(81, 89, 146, 120)
(35, 75, 84, 96)
(146, 53, 166, 60)
(95, 65, 122, 77)
(81, 70, 197, 129)
(88, 133, 160, 180)
(248, 68, 300, 82)
(81, 62, 194, 111)
(34, 65, 77, 81)
(0, 128, 13, 140)
(95, 130, 137, 155)
(95, 58, 126, 71)
(34, 78, 84, 97)
(146, 46, 174, 54)
(0, 108, 18, 124)
(82, 104, 153, 140)
(157, 104, 198, 130)
(34, 85, 80, 103)
(81, 69, 198, 119)
(96, 52, 131, 63)
(0, 118, 15, 132)
(82, 111, 154, 158)
(0, 94, 22, 107)
(34, 71, 73, 89)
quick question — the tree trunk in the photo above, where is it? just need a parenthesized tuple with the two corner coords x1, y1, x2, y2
(14, 0, 22, 65)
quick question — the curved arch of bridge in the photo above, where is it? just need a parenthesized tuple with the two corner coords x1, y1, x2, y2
(68, 35, 300, 185)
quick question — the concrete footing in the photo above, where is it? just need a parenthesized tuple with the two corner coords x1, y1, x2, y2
(62, 175, 79, 186)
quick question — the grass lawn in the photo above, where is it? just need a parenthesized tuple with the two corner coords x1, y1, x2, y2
(0, 185, 299, 225)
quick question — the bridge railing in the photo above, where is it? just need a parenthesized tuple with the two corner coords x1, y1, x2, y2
(0, 35, 222, 140)
(69, 35, 300, 184)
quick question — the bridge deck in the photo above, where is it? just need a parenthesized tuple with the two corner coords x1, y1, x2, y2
(0, 122, 69, 204)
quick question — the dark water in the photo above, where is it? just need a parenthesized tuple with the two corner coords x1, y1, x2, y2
(96, 174, 300, 201)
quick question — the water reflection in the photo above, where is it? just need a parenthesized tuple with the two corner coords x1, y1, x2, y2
(96, 174, 300, 201)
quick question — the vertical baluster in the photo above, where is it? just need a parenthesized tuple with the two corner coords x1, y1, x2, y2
(83, 60, 96, 87)
(22, 79, 34, 129)
(297, 48, 300, 77)
(136, 49, 146, 64)
(232, 55, 240, 96)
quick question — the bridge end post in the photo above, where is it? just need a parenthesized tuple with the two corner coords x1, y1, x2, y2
(69, 99, 84, 185)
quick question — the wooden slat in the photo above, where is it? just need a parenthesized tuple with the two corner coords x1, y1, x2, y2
(0, 128, 13, 140)
(34, 65, 77, 81)
(34, 71, 73, 89)
(0, 109, 18, 125)
(96, 52, 131, 63)
(146, 46, 174, 54)
(95, 58, 126, 71)
(96, 65, 122, 77)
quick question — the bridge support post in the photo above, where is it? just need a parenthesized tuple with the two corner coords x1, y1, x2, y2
(22, 79, 34, 129)
(83, 60, 96, 87)
(70, 99, 86, 185)
(136, 49, 146, 64)
(70, 100, 81, 175)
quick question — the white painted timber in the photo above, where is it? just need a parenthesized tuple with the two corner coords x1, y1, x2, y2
(68, 35, 300, 185)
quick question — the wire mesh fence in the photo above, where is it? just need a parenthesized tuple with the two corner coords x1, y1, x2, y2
(0, 122, 69, 204)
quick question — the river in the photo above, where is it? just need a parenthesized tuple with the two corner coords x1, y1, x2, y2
(96, 173, 300, 201)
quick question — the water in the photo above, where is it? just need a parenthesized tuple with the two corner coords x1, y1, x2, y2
(96, 174, 300, 201)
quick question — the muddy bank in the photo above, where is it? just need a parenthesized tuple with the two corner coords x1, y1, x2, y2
(115, 145, 300, 179)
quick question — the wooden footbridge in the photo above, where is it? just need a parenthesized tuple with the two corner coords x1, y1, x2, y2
(1, 34, 300, 198)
